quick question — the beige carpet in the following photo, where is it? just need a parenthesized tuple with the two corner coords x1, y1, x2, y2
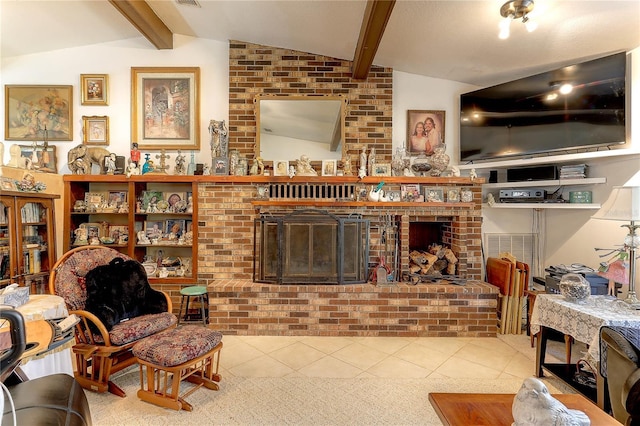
(86, 367, 569, 425)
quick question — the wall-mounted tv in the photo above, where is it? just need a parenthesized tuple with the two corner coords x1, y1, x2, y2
(459, 52, 627, 163)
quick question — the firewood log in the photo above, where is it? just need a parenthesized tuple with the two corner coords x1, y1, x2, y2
(409, 264, 422, 274)
(423, 252, 438, 267)
(410, 250, 428, 264)
(446, 263, 456, 275)
(444, 248, 458, 264)
(433, 259, 447, 272)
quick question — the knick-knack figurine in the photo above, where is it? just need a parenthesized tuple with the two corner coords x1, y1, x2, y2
(429, 144, 450, 176)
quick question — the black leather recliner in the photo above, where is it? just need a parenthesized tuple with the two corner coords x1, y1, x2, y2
(600, 325, 640, 426)
(1, 307, 92, 425)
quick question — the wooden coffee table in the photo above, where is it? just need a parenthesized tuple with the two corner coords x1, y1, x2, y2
(428, 393, 621, 425)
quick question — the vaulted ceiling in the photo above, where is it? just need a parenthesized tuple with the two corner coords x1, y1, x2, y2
(2, 1, 639, 87)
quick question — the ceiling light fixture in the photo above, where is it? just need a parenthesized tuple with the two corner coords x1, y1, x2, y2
(499, 0, 536, 40)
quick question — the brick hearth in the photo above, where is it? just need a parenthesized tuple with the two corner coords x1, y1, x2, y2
(208, 279, 497, 337)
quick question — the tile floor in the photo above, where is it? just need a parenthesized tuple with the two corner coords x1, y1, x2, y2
(216, 333, 582, 382)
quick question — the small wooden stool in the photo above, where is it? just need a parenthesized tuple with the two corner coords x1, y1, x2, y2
(177, 285, 209, 325)
(133, 326, 223, 411)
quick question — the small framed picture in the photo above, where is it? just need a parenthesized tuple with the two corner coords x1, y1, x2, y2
(19, 145, 58, 173)
(81, 74, 109, 106)
(213, 157, 228, 175)
(82, 115, 109, 145)
(372, 163, 391, 177)
(164, 192, 186, 207)
(165, 219, 186, 237)
(84, 192, 105, 208)
(274, 160, 289, 176)
(386, 190, 401, 202)
(425, 187, 444, 202)
(144, 221, 164, 239)
(0, 177, 17, 191)
(107, 191, 127, 206)
(321, 160, 337, 176)
(109, 225, 129, 244)
(401, 184, 421, 202)
(80, 222, 103, 238)
(447, 188, 460, 202)
(141, 191, 163, 211)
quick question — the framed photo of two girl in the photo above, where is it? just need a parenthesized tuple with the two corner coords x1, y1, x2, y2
(406, 110, 445, 156)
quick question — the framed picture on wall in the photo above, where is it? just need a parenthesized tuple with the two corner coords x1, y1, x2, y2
(5, 85, 73, 141)
(80, 74, 109, 106)
(18, 145, 58, 173)
(131, 67, 200, 150)
(406, 110, 445, 156)
(82, 115, 109, 145)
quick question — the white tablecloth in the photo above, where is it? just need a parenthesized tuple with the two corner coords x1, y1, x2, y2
(530, 294, 640, 363)
(15, 294, 74, 378)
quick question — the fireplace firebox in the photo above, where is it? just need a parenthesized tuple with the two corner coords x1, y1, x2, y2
(254, 210, 369, 284)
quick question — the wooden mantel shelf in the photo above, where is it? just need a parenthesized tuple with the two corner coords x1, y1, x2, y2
(251, 200, 476, 208)
(63, 174, 484, 185)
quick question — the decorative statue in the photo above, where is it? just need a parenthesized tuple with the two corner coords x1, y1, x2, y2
(512, 377, 590, 426)
(174, 150, 186, 175)
(359, 145, 367, 177)
(342, 155, 353, 176)
(296, 155, 317, 176)
(142, 154, 154, 174)
(130, 142, 140, 166)
(209, 120, 229, 159)
(367, 147, 376, 176)
(105, 153, 116, 175)
(68, 144, 110, 174)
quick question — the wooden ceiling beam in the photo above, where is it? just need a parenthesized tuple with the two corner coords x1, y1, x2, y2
(352, 0, 395, 80)
(109, 0, 173, 49)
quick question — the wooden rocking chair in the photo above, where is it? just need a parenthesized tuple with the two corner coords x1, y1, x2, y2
(49, 246, 177, 397)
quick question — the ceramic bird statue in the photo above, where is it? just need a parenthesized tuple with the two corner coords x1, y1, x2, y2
(512, 377, 590, 426)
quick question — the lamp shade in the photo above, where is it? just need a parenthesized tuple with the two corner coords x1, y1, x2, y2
(592, 186, 640, 222)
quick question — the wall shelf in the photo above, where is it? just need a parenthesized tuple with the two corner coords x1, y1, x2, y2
(483, 177, 607, 189)
(484, 203, 601, 210)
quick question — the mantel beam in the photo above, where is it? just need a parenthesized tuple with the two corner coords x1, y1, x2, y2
(109, 0, 173, 49)
(352, 0, 395, 80)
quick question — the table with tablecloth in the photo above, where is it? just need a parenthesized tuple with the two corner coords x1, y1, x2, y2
(13, 294, 74, 379)
(530, 293, 640, 408)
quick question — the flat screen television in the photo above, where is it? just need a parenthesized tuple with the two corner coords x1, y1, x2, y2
(459, 52, 627, 163)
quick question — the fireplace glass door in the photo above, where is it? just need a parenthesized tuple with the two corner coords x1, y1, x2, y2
(254, 210, 369, 284)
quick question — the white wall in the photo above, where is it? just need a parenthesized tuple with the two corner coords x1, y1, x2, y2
(1, 35, 229, 172)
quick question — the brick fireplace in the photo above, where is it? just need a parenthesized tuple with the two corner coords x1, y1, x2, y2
(153, 178, 498, 338)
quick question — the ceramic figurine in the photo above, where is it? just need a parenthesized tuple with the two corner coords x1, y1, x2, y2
(512, 377, 590, 426)
(296, 155, 317, 176)
(174, 150, 186, 175)
(288, 165, 296, 178)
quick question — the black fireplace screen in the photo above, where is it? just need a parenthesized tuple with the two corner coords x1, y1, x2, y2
(254, 210, 369, 284)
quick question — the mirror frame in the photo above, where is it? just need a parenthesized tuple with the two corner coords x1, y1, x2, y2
(254, 94, 348, 160)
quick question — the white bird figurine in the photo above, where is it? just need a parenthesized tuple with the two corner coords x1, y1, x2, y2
(512, 377, 590, 426)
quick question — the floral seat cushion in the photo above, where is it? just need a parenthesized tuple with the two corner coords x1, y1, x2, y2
(133, 326, 223, 367)
(109, 312, 178, 346)
(53, 248, 128, 311)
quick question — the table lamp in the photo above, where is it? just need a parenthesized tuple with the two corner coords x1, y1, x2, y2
(592, 181, 640, 307)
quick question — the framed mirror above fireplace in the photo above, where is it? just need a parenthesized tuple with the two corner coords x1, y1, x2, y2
(254, 94, 348, 161)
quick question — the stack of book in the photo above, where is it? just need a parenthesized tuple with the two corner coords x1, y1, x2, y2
(559, 164, 587, 179)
